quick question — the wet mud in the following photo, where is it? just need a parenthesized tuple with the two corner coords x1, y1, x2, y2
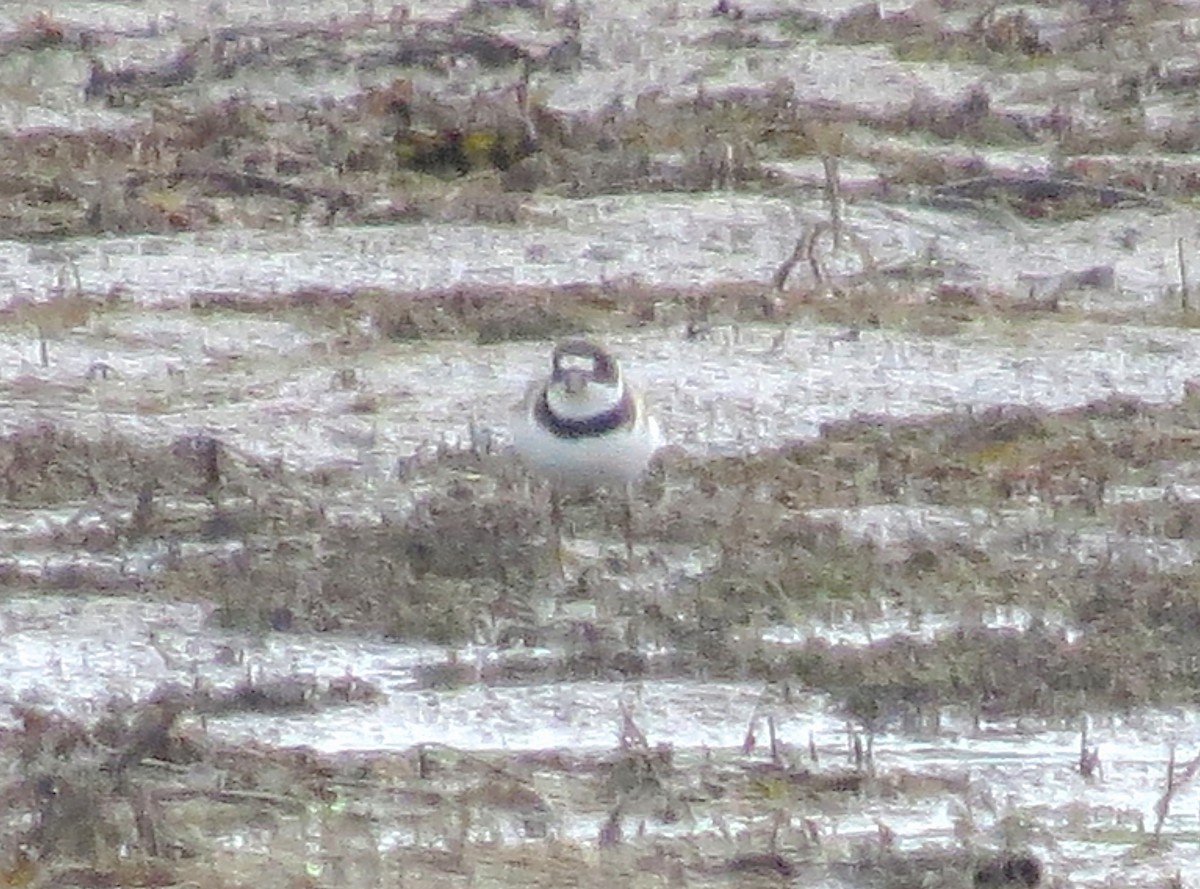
(5, 0, 1200, 886)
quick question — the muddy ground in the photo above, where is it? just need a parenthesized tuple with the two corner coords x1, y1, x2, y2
(5, 0, 1200, 887)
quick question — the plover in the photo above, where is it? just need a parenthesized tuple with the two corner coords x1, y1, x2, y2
(512, 338, 662, 562)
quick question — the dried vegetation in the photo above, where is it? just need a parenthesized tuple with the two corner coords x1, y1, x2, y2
(6, 0, 1200, 884)
(5, 386, 1200, 882)
(1, 0, 1199, 243)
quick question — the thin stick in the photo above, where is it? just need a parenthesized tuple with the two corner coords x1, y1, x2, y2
(772, 227, 815, 292)
(1153, 743, 1200, 840)
(1178, 237, 1189, 313)
(822, 154, 842, 249)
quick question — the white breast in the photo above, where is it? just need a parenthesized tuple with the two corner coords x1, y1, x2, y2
(511, 389, 662, 488)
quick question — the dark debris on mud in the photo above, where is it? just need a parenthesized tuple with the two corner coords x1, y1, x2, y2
(7, 0, 1200, 883)
(0, 683, 1052, 889)
(3, 0, 1200, 242)
(4, 343, 1180, 884)
(144, 270, 1159, 350)
(9, 391, 1200, 720)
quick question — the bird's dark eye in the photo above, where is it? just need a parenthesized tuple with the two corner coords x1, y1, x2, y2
(592, 352, 616, 382)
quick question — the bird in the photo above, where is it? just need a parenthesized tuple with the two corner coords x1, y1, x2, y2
(511, 338, 663, 567)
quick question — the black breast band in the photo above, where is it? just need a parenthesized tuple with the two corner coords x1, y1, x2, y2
(535, 388, 636, 439)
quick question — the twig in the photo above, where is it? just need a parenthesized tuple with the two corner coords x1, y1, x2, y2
(741, 715, 758, 755)
(1178, 237, 1189, 313)
(1153, 743, 1200, 840)
(822, 154, 842, 248)
(772, 224, 821, 291)
(619, 702, 648, 750)
(849, 723, 865, 770)
(1078, 717, 1101, 779)
(772, 219, 876, 293)
(151, 786, 308, 811)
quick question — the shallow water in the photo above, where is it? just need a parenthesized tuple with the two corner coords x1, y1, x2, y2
(3, 593, 1200, 883)
(0, 317, 1197, 482)
(5, 0, 1200, 883)
(0, 194, 1193, 309)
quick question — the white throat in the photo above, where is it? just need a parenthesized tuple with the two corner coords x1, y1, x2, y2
(545, 378, 624, 421)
